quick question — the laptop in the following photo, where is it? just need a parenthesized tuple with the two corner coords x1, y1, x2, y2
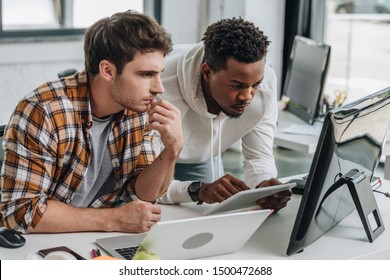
(96, 209, 272, 260)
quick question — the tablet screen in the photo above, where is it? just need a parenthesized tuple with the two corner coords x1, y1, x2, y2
(204, 183, 295, 215)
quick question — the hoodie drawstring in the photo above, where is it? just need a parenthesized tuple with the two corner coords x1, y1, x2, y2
(210, 119, 215, 181)
(218, 120, 222, 179)
(210, 118, 223, 181)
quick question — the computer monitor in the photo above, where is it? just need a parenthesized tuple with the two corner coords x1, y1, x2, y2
(286, 86, 390, 256)
(283, 35, 331, 124)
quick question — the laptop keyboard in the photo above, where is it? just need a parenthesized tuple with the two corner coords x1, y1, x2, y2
(115, 245, 140, 260)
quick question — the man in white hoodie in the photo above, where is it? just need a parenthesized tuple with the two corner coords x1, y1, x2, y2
(158, 17, 291, 212)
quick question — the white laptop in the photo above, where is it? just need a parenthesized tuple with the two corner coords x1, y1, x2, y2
(96, 209, 272, 260)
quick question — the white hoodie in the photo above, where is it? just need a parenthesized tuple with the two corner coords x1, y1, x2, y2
(158, 43, 278, 204)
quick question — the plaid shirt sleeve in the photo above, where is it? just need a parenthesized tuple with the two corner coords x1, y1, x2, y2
(0, 97, 60, 233)
(128, 122, 157, 197)
(1, 73, 91, 233)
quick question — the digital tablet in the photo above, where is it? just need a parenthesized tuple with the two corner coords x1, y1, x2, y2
(203, 183, 295, 215)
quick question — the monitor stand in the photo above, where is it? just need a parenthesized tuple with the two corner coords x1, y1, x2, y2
(316, 168, 385, 242)
(344, 169, 385, 242)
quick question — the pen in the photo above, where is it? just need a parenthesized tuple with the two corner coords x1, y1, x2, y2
(91, 249, 98, 258)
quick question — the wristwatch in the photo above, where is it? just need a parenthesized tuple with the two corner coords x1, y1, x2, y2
(188, 181, 203, 204)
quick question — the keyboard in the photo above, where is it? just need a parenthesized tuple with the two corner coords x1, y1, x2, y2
(280, 123, 322, 136)
(114, 245, 140, 260)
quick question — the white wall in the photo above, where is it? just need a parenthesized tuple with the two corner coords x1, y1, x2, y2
(0, 39, 84, 124)
(245, 0, 285, 92)
(0, 0, 285, 124)
(161, 0, 207, 43)
(161, 0, 285, 97)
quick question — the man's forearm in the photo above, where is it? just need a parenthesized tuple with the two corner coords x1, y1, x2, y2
(134, 147, 179, 202)
(30, 200, 114, 233)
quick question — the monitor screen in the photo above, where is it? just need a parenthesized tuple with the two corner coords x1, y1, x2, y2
(286, 86, 390, 256)
(283, 36, 331, 124)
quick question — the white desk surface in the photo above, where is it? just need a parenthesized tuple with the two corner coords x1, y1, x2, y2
(1, 175, 390, 260)
(274, 110, 320, 154)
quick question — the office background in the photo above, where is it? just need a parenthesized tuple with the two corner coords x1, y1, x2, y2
(1, 0, 389, 120)
(1, 1, 390, 263)
(0, 0, 389, 178)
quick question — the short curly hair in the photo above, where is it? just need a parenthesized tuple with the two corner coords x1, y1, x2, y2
(202, 17, 270, 72)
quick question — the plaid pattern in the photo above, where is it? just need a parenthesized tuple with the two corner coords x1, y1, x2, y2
(0, 70, 156, 233)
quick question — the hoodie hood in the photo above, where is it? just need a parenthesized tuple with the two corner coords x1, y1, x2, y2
(176, 43, 229, 179)
(176, 43, 217, 119)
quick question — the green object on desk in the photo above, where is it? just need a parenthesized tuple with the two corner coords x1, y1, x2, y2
(132, 246, 161, 260)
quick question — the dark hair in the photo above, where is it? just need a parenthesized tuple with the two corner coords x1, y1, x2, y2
(84, 10, 172, 75)
(201, 17, 270, 72)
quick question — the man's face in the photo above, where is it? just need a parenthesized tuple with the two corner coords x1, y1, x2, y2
(205, 58, 265, 118)
(111, 51, 165, 113)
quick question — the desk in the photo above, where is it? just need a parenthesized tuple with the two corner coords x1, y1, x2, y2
(274, 111, 320, 154)
(1, 177, 390, 260)
(275, 110, 390, 180)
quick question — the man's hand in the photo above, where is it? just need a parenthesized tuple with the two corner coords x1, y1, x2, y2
(255, 178, 292, 213)
(148, 99, 183, 157)
(199, 174, 250, 204)
(110, 200, 161, 233)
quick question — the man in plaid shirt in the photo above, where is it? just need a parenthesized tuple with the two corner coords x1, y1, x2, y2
(0, 11, 183, 234)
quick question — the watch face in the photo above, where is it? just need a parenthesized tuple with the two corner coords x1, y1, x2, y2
(189, 183, 199, 192)
(188, 181, 202, 203)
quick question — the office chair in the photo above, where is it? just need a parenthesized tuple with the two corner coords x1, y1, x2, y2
(58, 69, 77, 78)
(0, 125, 4, 169)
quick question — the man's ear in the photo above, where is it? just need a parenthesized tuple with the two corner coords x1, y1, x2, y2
(99, 60, 116, 81)
(201, 63, 212, 82)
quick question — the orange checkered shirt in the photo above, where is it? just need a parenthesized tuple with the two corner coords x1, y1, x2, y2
(0, 70, 156, 233)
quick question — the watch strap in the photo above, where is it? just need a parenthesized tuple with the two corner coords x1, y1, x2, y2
(188, 181, 203, 204)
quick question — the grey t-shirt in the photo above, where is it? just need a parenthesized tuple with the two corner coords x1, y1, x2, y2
(71, 115, 115, 207)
